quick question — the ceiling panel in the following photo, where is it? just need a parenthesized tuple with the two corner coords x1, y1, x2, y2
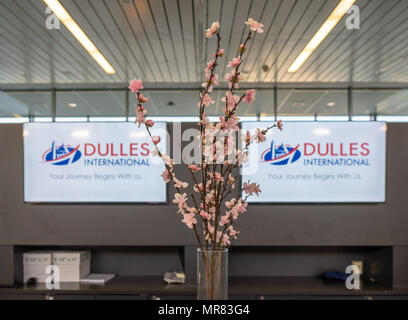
(0, 0, 407, 86)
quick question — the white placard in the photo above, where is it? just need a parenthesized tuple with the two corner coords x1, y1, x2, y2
(23, 122, 167, 203)
(241, 122, 386, 203)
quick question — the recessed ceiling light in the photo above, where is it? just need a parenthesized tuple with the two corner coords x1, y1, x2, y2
(68, 103, 77, 108)
(167, 101, 175, 106)
(288, 0, 357, 73)
(43, 0, 116, 74)
(261, 65, 269, 73)
(313, 128, 331, 136)
(327, 102, 336, 107)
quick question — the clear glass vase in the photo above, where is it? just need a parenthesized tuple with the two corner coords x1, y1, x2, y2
(197, 248, 228, 300)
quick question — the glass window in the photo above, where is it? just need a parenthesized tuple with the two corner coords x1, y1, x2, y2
(277, 89, 348, 117)
(56, 90, 126, 117)
(0, 90, 51, 118)
(129, 90, 198, 117)
(353, 89, 408, 116)
(129, 89, 275, 118)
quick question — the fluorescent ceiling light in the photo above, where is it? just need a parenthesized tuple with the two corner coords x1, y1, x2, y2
(43, 0, 116, 74)
(288, 0, 357, 73)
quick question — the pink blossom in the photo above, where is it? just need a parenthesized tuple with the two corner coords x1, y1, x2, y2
(193, 183, 204, 193)
(256, 128, 266, 142)
(277, 119, 283, 131)
(151, 148, 159, 157)
(214, 172, 224, 182)
(161, 169, 172, 183)
(220, 232, 231, 246)
(200, 113, 214, 129)
(135, 113, 145, 127)
(187, 207, 197, 214)
(205, 222, 215, 242)
(200, 210, 212, 220)
(230, 206, 239, 220)
(145, 119, 155, 128)
(243, 182, 261, 196)
(221, 92, 240, 113)
(242, 130, 251, 144)
(182, 212, 197, 229)
(212, 49, 224, 57)
(235, 149, 248, 165)
(173, 177, 188, 189)
(243, 182, 253, 195)
(227, 56, 241, 68)
(138, 93, 149, 103)
(225, 70, 242, 89)
(161, 154, 174, 167)
(136, 105, 146, 114)
(224, 134, 235, 155)
(243, 89, 256, 105)
(199, 93, 214, 107)
(236, 198, 248, 213)
(135, 105, 147, 127)
(219, 213, 230, 226)
(188, 164, 201, 172)
(227, 174, 235, 187)
(245, 18, 264, 33)
(129, 79, 143, 93)
(238, 43, 246, 54)
(152, 136, 161, 145)
(205, 60, 215, 74)
(228, 226, 239, 238)
(218, 116, 239, 132)
(173, 193, 188, 211)
(225, 198, 236, 209)
(205, 190, 215, 203)
(206, 21, 220, 38)
(202, 74, 219, 92)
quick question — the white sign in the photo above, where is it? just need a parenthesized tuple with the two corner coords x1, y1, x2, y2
(23, 123, 167, 203)
(241, 122, 386, 203)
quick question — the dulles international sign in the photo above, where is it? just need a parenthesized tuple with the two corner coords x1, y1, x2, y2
(24, 122, 167, 203)
(241, 122, 386, 203)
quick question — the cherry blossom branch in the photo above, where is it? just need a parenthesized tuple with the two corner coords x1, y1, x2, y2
(127, 18, 270, 251)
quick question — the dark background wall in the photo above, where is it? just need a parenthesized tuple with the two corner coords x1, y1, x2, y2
(0, 123, 407, 247)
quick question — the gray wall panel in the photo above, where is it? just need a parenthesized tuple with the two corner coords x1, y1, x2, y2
(0, 123, 407, 246)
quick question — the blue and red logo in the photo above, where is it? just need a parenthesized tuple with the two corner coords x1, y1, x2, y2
(42, 141, 82, 166)
(261, 141, 301, 165)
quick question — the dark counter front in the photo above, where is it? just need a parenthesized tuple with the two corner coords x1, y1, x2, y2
(1, 276, 408, 300)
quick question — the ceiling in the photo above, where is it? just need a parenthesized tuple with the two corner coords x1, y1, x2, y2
(0, 0, 408, 88)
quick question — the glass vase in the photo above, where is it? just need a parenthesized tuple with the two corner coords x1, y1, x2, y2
(197, 248, 228, 300)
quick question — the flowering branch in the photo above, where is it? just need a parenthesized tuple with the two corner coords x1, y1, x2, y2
(128, 18, 283, 251)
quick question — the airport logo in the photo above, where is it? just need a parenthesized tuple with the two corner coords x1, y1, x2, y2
(42, 141, 82, 166)
(261, 141, 301, 165)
